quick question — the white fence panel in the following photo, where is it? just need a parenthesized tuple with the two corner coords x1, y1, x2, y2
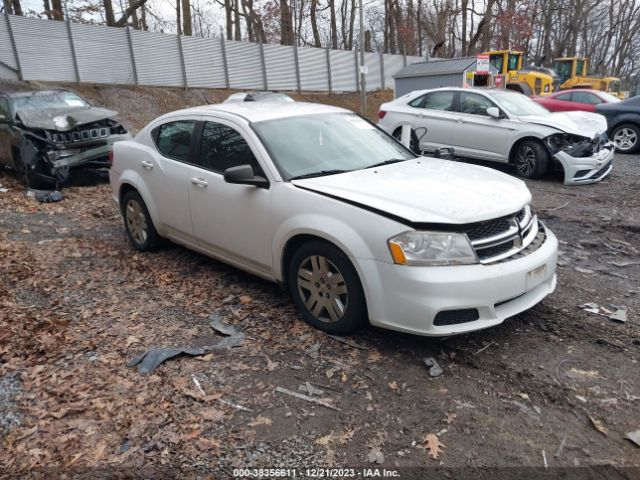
(225, 40, 263, 90)
(131, 29, 183, 87)
(383, 54, 405, 90)
(330, 50, 357, 92)
(263, 44, 296, 91)
(9, 16, 76, 82)
(72, 23, 135, 85)
(298, 46, 328, 92)
(0, 17, 18, 80)
(364, 52, 382, 90)
(182, 35, 226, 88)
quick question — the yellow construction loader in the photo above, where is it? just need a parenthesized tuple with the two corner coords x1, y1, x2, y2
(483, 50, 557, 96)
(552, 57, 623, 97)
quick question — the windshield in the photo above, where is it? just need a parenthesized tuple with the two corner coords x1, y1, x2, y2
(507, 54, 520, 71)
(492, 91, 550, 116)
(13, 91, 89, 111)
(552, 60, 572, 83)
(598, 91, 621, 103)
(252, 113, 415, 180)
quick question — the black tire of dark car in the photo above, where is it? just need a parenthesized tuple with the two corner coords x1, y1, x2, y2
(288, 241, 368, 335)
(121, 190, 161, 251)
(392, 127, 420, 154)
(12, 150, 49, 189)
(512, 140, 549, 179)
(610, 123, 640, 154)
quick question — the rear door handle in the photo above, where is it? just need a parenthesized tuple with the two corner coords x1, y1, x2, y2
(191, 177, 208, 188)
(141, 160, 154, 170)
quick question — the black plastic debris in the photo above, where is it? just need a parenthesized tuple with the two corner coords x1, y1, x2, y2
(129, 311, 245, 373)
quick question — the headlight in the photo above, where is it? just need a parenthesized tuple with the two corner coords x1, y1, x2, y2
(388, 231, 478, 266)
(544, 133, 591, 156)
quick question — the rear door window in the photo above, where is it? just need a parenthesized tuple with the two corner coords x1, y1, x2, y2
(572, 91, 602, 104)
(154, 120, 196, 162)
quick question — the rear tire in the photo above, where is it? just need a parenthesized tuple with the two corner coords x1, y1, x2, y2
(512, 140, 549, 179)
(611, 123, 639, 153)
(288, 241, 367, 335)
(122, 190, 161, 251)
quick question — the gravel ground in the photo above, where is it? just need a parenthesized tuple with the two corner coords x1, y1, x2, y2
(0, 82, 639, 477)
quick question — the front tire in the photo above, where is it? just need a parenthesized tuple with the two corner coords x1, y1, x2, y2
(611, 123, 639, 153)
(122, 190, 161, 251)
(288, 241, 367, 335)
(512, 140, 549, 179)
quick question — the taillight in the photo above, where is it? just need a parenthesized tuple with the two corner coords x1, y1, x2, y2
(107, 149, 113, 168)
(378, 110, 386, 119)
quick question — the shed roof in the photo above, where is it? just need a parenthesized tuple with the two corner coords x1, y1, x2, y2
(394, 57, 478, 78)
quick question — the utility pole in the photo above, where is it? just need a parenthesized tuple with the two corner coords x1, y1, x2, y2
(359, 0, 366, 115)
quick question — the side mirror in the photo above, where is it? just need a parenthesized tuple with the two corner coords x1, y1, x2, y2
(223, 164, 269, 189)
(433, 147, 455, 160)
(486, 107, 502, 119)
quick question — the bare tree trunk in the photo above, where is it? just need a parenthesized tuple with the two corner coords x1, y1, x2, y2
(310, 0, 321, 47)
(140, 2, 148, 30)
(233, 0, 241, 40)
(242, 0, 253, 41)
(42, 0, 52, 19)
(329, 0, 338, 49)
(50, 0, 63, 20)
(129, 0, 139, 28)
(182, 0, 192, 35)
(176, 0, 181, 34)
(10, 0, 22, 15)
(103, 0, 115, 25)
(348, 0, 356, 50)
(280, 0, 293, 45)
(224, 0, 233, 40)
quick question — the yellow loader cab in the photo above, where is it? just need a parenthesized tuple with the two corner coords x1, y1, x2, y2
(484, 50, 556, 96)
(552, 57, 623, 98)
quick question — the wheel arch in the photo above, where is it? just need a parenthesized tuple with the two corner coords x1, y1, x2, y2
(115, 172, 163, 234)
(508, 135, 549, 164)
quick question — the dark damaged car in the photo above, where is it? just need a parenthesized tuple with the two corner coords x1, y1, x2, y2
(0, 89, 131, 187)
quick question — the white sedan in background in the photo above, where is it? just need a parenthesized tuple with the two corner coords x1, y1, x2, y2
(378, 87, 614, 185)
(110, 101, 557, 336)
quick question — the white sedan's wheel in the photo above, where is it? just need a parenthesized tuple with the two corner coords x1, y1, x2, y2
(122, 190, 161, 251)
(297, 255, 348, 324)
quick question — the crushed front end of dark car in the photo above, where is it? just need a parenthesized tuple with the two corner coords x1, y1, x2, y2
(0, 89, 131, 188)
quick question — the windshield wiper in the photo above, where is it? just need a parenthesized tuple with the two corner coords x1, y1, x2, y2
(364, 158, 410, 169)
(289, 169, 352, 180)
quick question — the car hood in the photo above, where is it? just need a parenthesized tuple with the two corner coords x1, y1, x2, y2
(291, 158, 531, 225)
(16, 106, 118, 131)
(519, 111, 607, 137)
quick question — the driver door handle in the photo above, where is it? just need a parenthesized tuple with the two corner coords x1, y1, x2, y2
(191, 177, 208, 188)
(141, 160, 154, 170)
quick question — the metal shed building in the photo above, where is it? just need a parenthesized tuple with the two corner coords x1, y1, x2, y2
(394, 57, 498, 97)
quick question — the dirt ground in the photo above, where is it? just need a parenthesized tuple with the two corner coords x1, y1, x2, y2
(0, 82, 639, 478)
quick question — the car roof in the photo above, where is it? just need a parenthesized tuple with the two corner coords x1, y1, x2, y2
(164, 101, 350, 123)
(0, 88, 73, 98)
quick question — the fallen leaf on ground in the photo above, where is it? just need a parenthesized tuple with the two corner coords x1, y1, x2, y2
(196, 437, 221, 451)
(367, 448, 384, 464)
(444, 412, 457, 424)
(316, 429, 355, 446)
(239, 295, 252, 305)
(589, 415, 608, 436)
(569, 368, 600, 378)
(388, 381, 398, 391)
(424, 433, 445, 459)
(248, 415, 272, 427)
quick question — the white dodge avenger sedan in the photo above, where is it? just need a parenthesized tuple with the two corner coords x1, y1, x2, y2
(109, 101, 558, 336)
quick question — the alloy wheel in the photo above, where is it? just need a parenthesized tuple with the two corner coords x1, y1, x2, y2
(515, 145, 536, 177)
(613, 127, 637, 151)
(125, 199, 148, 245)
(297, 255, 348, 323)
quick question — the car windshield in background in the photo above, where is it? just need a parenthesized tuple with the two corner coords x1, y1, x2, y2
(492, 91, 550, 116)
(252, 113, 415, 180)
(13, 92, 89, 111)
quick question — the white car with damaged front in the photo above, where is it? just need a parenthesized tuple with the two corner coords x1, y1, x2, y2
(110, 101, 557, 336)
(378, 87, 614, 185)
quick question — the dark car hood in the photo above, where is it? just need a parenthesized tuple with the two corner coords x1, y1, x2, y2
(16, 106, 118, 132)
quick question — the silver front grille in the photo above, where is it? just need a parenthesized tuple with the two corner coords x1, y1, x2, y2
(467, 205, 540, 264)
(47, 127, 110, 144)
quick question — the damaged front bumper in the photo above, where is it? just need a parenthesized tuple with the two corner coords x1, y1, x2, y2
(554, 141, 614, 185)
(48, 133, 132, 170)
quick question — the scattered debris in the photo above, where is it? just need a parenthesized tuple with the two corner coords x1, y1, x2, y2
(473, 341, 496, 356)
(239, 295, 253, 305)
(248, 415, 272, 427)
(129, 313, 245, 373)
(316, 429, 355, 446)
(275, 386, 341, 412)
(0, 184, 8, 193)
(192, 375, 206, 396)
(575, 395, 587, 403)
(545, 201, 569, 212)
(26, 188, 64, 203)
(326, 334, 368, 350)
(423, 433, 445, 459)
(367, 448, 384, 464)
(299, 382, 325, 397)
(588, 415, 608, 436)
(555, 435, 567, 458)
(608, 308, 627, 323)
(423, 357, 443, 377)
(218, 399, 252, 412)
(608, 260, 640, 268)
(625, 430, 640, 448)
(542, 450, 548, 469)
(305, 343, 321, 358)
(575, 266, 595, 274)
